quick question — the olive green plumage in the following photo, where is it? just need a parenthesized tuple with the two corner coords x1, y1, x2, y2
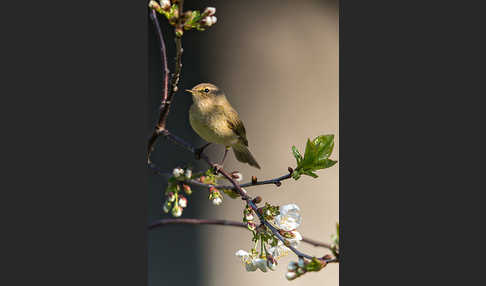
(186, 83, 261, 169)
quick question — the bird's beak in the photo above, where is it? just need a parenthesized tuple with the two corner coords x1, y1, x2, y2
(186, 89, 194, 94)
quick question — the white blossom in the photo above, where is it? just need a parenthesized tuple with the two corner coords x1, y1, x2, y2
(267, 258, 277, 271)
(184, 169, 192, 179)
(212, 197, 222, 205)
(172, 167, 184, 178)
(298, 257, 305, 268)
(159, 0, 171, 10)
(254, 258, 267, 272)
(288, 230, 302, 247)
(178, 196, 187, 208)
(171, 204, 182, 217)
(204, 7, 216, 16)
(268, 242, 290, 259)
(275, 203, 302, 231)
(268, 231, 302, 259)
(162, 201, 171, 213)
(286, 271, 297, 281)
(287, 261, 298, 271)
(235, 250, 257, 272)
(202, 15, 217, 26)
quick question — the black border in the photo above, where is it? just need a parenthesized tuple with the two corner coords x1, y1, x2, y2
(6, 0, 482, 285)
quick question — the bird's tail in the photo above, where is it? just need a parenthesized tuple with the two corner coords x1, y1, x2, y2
(233, 144, 261, 169)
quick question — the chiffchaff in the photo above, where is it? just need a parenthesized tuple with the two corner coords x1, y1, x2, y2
(186, 83, 260, 169)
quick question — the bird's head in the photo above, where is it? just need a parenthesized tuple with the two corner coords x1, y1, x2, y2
(186, 83, 223, 101)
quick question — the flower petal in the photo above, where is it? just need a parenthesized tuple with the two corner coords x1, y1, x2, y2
(235, 250, 249, 259)
(275, 203, 302, 231)
(245, 261, 257, 272)
(254, 258, 267, 272)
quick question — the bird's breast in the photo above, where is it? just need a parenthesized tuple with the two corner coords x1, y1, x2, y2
(189, 102, 239, 145)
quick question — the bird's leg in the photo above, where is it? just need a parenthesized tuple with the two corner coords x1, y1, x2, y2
(221, 146, 230, 166)
(212, 147, 230, 173)
(195, 143, 211, 160)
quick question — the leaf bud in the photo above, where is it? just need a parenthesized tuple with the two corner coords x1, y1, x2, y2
(252, 196, 262, 204)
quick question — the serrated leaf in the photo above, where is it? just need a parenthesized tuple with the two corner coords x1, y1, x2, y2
(292, 134, 337, 180)
(314, 159, 337, 170)
(302, 138, 317, 166)
(313, 135, 334, 160)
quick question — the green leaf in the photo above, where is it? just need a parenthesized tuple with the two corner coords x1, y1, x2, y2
(292, 146, 303, 164)
(304, 171, 318, 178)
(302, 138, 317, 166)
(313, 135, 334, 160)
(291, 170, 302, 180)
(291, 134, 337, 180)
(305, 257, 326, 272)
(222, 189, 240, 199)
(314, 159, 337, 169)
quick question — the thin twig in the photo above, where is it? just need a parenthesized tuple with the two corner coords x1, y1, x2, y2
(148, 163, 292, 191)
(147, 2, 185, 163)
(148, 218, 333, 250)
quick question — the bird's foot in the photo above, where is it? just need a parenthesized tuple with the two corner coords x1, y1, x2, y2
(212, 164, 224, 173)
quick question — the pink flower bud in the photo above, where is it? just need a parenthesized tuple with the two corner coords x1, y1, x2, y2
(247, 222, 256, 231)
(183, 184, 192, 195)
(203, 7, 216, 16)
(167, 192, 175, 202)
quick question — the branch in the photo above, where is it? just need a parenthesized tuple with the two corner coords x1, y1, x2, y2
(148, 163, 292, 191)
(147, 2, 185, 163)
(154, 129, 336, 263)
(148, 218, 333, 250)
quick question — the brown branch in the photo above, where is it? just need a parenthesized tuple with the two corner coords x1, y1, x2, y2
(148, 163, 292, 191)
(147, 2, 185, 164)
(148, 218, 333, 250)
(154, 130, 336, 263)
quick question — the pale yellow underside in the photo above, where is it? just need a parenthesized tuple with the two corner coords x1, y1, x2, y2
(189, 97, 240, 146)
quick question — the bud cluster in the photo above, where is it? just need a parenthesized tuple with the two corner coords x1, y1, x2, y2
(162, 167, 193, 217)
(286, 259, 304, 281)
(235, 244, 278, 273)
(286, 257, 327, 280)
(208, 186, 223, 205)
(259, 203, 280, 221)
(243, 205, 255, 231)
(162, 190, 188, 217)
(148, 1, 218, 36)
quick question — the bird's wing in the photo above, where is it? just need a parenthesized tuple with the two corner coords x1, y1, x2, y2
(221, 106, 249, 146)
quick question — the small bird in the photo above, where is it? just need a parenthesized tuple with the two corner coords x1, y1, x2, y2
(186, 83, 261, 169)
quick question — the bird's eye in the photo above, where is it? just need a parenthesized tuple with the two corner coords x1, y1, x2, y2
(204, 88, 210, 93)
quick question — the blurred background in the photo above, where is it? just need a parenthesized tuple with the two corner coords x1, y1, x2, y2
(148, 0, 338, 285)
